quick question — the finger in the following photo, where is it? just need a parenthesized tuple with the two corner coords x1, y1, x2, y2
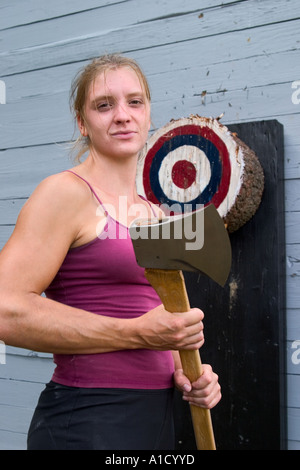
(183, 381, 216, 400)
(177, 314, 205, 350)
(183, 369, 219, 398)
(190, 365, 215, 389)
(186, 393, 221, 409)
(173, 369, 192, 392)
(173, 308, 204, 328)
(181, 333, 204, 350)
(183, 382, 221, 408)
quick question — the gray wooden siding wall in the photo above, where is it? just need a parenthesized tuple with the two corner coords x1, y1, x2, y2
(0, 0, 299, 450)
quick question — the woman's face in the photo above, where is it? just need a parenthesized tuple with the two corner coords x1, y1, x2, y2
(78, 67, 151, 161)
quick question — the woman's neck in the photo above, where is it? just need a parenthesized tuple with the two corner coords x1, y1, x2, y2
(76, 151, 140, 203)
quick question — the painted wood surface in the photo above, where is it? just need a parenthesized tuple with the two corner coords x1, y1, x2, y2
(174, 120, 286, 450)
(0, 0, 299, 449)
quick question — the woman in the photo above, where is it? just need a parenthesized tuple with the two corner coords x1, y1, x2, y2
(0, 54, 221, 450)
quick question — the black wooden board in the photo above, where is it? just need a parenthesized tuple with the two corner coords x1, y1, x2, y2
(174, 120, 286, 450)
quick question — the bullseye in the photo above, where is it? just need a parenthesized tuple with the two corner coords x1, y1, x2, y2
(140, 124, 228, 212)
(136, 116, 264, 232)
(171, 160, 197, 189)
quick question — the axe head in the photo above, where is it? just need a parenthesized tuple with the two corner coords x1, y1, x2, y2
(129, 204, 231, 286)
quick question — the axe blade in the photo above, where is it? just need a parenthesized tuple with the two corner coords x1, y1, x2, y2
(129, 204, 231, 286)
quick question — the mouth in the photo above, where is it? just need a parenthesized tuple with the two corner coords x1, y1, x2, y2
(111, 130, 137, 139)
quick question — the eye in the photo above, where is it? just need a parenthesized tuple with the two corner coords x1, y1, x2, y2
(96, 101, 113, 111)
(129, 98, 144, 107)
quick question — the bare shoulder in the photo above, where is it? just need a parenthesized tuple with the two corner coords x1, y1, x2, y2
(28, 170, 90, 206)
(0, 171, 92, 293)
(19, 170, 91, 220)
(13, 170, 93, 246)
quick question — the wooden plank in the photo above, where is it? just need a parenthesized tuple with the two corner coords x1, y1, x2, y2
(279, 114, 300, 148)
(0, 199, 27, 225)
(0, 404, 33, 434)
(287, 275, 300, 309)
(4, 61, 79, 101)
(285, 145, 300, 180)
(1, 2, 143, 53)
(3, 0, 297, 54)
(287, 408, 300, 443)
(288, 439, 300, 450)
(5, 345, 52, 359)
(1, 0, 300, 76)
(148, 50, 300, 103)
(0, 79, 298, 150)
(285, 179, 300, 212)
(0, 353, 55, 383)
(0, 145, 71, 199)
(0, 378, 47, 407)
(285, 215, 300, 244)
(153, 83, 300, 128)
(137, 20, 300, 83)
(1, 39, 298, 152)
(0, 0, 126, 29)
(1, 25, 298, 153)
(287, 375, 300, 409)
(4, 19, 300, 103)
(286, 340, 300, 374)
(0, 0, 235, 31)
(286, 310, 300, 342)
(0, 430, 26, 451)
(286, 243, 300, 309)
(286, 245, 300, 288)
(0, 90, 73, 149)
(176, 120, 286, 450)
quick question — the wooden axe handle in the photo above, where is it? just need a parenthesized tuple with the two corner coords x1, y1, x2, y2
(144, 268, 216, 451)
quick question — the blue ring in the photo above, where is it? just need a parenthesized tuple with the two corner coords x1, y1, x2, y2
(149, 134, 222, 211)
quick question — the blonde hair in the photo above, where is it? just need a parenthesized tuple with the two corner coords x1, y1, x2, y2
(69, 53, 151, 162)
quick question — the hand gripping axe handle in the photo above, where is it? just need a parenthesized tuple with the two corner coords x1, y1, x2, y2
(129, 204, 232, 450)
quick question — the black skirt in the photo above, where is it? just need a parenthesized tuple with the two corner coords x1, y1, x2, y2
(27, 381, 175, 450)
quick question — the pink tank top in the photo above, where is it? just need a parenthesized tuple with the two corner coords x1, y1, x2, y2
(45, 171, 175, 389)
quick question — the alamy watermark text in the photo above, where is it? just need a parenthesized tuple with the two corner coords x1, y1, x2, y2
(96, 199, 204, 251)
(0, 341, 6, 364)
(291, 81, 300, 105)
(0, 80, 6, 104)
(291, 340, 300, 365)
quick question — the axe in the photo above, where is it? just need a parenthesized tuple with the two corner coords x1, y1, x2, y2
(129, 204, 231, 450)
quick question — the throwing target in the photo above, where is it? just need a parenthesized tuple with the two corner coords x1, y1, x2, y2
(136, 116, 264, 232)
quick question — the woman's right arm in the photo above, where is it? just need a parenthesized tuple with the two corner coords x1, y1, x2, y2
(0, 173, 130, 354)
(0, 173, 204, 355)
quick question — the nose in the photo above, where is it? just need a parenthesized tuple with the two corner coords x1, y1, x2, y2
(114, 102, 131, 123)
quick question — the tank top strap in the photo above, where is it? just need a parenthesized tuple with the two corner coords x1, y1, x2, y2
(139, 194, 159, 218)
(64, 170, 107, 212)
(64, 170, 158, 219)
